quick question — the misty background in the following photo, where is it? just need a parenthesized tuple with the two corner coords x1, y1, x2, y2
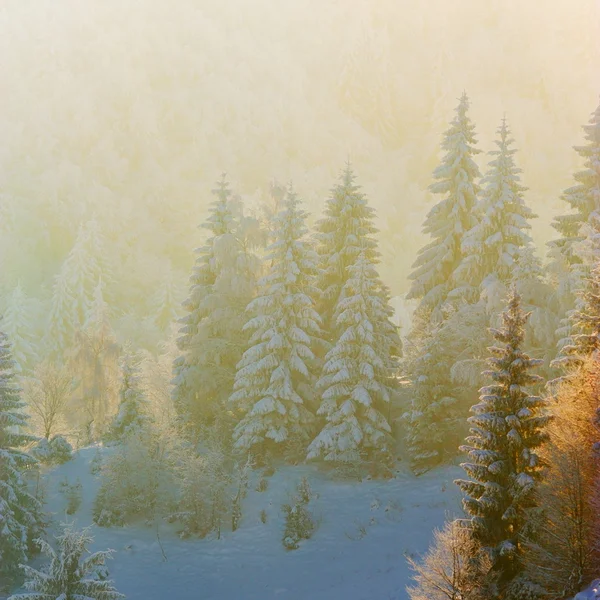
(0, 0, 598, 333)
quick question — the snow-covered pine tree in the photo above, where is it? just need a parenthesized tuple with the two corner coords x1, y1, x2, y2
(3, 284, 38, 373)
(455, 117, 537, 300)
(44, 220, 112, 359)
(172, 175, 259, 433)
(9, 523, 124, 600)
(153, 269, 183, 333)
(108, 351, 150, 441)
(0, 329, 44, 582)
(551, 262, 600, 375)
(229, 186, 322, 460)
(455, 290, 549, 594)
(307, 250, 399, 469)
(313, 162, 380, 343)
(44, 268, 77, 360)
(402, 318, 462, 475)
(547, 98, 600, 318)
(407, 92, 482, 320)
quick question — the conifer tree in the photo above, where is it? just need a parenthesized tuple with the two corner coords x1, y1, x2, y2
(230, 187, 322, 459)
(153, 270, 183, 333)
(172, 175, 259, 432)
(44, 269, 77, 359)
(551, 262, 600, 375)
(455, 290, 549, 593)
(308, 250, 399, 467)
(314, 163, 379, 342)
(548, 99, 600, 301)
(0, 329, 44, 582)
(9, 523, 124, 600)
(44, 220, 112, 359)
(402, 318, 462, 475)
(3, 284, 38, 373)
(109, 351, 150, 441)
(456, 118, 537, 298)
(407, 92, 482, 320)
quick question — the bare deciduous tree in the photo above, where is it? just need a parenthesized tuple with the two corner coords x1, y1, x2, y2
(523, 357, 600, 598)
(407, 519, 491, 600)
(25, 361, 74, 439)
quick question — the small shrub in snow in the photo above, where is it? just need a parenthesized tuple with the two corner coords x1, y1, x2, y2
(31, 434, 73, 465)
(90, 447, 103, 475)
(282, 503, 315, 550)
(171, 434, 230, 539)
(260, 509, 267, 524)
(256, 477, 269, 492)
(231, 457, 253, 532)
(93, 427, 177, 528)
(281, 478, 316, 550)
(8, 523, 124, 600)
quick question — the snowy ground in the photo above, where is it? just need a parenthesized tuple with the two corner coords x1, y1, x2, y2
(7, 447, 465, 600)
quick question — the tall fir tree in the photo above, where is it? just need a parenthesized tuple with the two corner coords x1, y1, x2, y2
(109, 351, 151, 441)
(44, 220, 111, 359)
(3, 284, 38, 373)
(0, 328, 44, 582)
(551, 262, 600, 376)
(402, 317, 463, 475)
(403, 300, 492, 475)
(407, 92, 482, 320)
(172, 175, 259, 433)
(548, 99, 600, 344)
(229, 186, 322, 460)
(308, 250, 399, 468)
(455, 118, 537, 298)
(314, 162, 380, 342)
(455, 291, 549, 594)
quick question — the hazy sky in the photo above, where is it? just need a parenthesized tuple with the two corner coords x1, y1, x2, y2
(0, 0, 598, 296)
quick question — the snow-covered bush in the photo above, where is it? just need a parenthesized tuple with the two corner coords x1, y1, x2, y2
(31, 434, 73, 466)
(90, 447, 103, 475)
(93, 426, 177, 528)
(8, 523, 124, 600)
(231, 456, 253, 532)
(281, 478, 316, 550)
(170, 435, 231, 539)
(255, 477, 268, 492)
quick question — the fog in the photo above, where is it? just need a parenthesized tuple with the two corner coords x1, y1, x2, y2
(0, 0, 598, 302)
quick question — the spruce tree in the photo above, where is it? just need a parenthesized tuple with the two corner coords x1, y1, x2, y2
(455, 290, 548, 593)
(229, 186, 322, 459)
(0, 329, 44, 582)
(9, 523, 124, 600)
(307, 250, 399, 467)
(456, 118, 537, 297)
(403, 301, 492, 475)
(3, 284, 38, 373)
(402, 318, 462, 475)
(548, 99, 600, 292)
(407, 92, 482, 319)
(314, 162, 379, 342)
(44, 220, 111, 359)
(44, 269, 77, 359)
(109, 351, 150, 441)
(172, 175, 259, 432)
(551, 262, 600, 374)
